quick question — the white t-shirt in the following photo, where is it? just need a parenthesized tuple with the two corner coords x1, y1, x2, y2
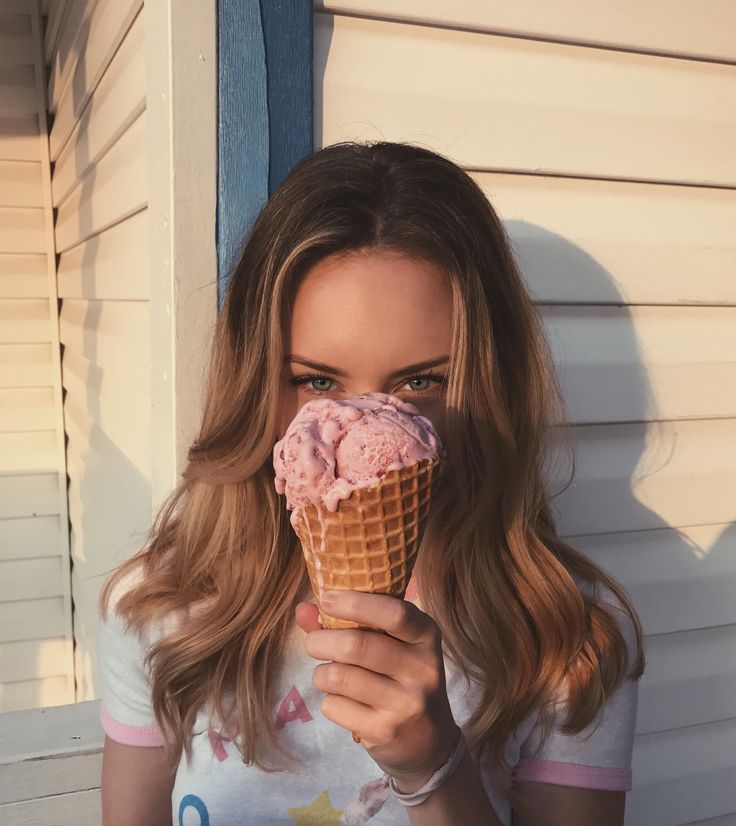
(98, 569, 639, 825)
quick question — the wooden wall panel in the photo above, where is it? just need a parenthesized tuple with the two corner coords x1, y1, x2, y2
(0, 343, 54, 386)
(0, 558, 65, 603)
(0, 387, 56, 431)
(0, 3, 74, 711)
(48, 0, 141, 160)
(317, 14, 736, 186)
(576, 523, 736, 635)
(0, 514, 65, 562)
(630, 720, 736, 825)
(0, 207, 45, 253)
(56, 208, 148, 300)
(317, 1, 736, 62)
(475, 172, 736, 306)
(0, 473, 60, 520)
(0, 254, 47, 297)
(54, 110, 146, 254)
(551, 418, 736, 536)
(44, 0, 151, 703)
(542, 306, 736, 423)
(317, 6, 736, 822)
(51, 11, 145, 206)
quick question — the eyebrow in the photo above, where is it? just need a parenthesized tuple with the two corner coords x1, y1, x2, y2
(284, 355, 450, 381)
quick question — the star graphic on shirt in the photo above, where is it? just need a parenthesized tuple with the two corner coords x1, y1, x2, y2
(287, 790, 344, 825)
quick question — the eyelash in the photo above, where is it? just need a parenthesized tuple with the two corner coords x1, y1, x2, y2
(287, 370, 448, 396)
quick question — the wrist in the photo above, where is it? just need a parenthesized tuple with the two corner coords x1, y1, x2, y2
(392, 726, 460, 792)
(386, 725, 465, 800)
(392, 769, 435, 795)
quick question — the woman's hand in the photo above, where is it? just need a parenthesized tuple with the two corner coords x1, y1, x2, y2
(295, 589, 460, 792)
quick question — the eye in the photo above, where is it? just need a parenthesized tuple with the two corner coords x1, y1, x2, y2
(398, 372, 448, 394)
(402, 376, 433, 392)
(288, 373, 336, 393)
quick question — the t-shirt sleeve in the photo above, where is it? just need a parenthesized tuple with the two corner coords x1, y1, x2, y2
(513, 584, 640, 791)
(97, 574, 165, 748)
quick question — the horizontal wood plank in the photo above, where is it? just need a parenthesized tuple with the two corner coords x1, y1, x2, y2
(0, 161, 42, 208)
(551, 418, 736, 536)
(542, 305, 736, 423)
(0, 11, 33, 66)
(54, 111, 147, 253)
(0, 557, 65, 603)
(56, 209, 148, 300)
(0, 599, 67, 645)
(0, 387, 56, 431)
(629, 719, 736, 825)
(0, 675, 71, 713)
(0, 751, 100, 807)
(44, 0, 69, 63)
(51, 10, 145, 198)
(49, 0, 142, 160)
(317, 1, 736, 63)
(317, 14, 736, 185)
(0, 637, 69, 683)
(0, 65, 37, 118)
(0, 787, 100, 824)
(576, 523, 736, 635)
(0, 472, 61, 519)
(0, 208, 46, 254)
(637, 623, 736, 735)
(0, 430, 59, 473)
(0, 515, 63, 562)
(0, 701, 103, 817)
(0, 298, 51, 343)
(0, 254, 47, 297)
(46, 0, 96, 118)
(58, 296, 150, 368)
(475, 172, 736, 306)
(0, 698, 103, 762)
(62, 347, 149, 428)
(63, 388, 152, 583)
(0, 343, 54, 387)
(0, 115, 40, 162)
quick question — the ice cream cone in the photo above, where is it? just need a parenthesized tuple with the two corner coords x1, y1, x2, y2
(294, 457, 441, 632)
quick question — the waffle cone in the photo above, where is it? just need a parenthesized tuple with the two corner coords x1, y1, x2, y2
(294, 457, 442, 631)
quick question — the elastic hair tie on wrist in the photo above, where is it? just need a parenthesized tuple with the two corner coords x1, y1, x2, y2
(385, 726, 466, 806)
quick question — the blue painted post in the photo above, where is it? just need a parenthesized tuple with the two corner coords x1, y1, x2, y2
(216, 0, 313, 308)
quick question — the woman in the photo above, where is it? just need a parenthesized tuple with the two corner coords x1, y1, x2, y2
(99, 141, 645, 825)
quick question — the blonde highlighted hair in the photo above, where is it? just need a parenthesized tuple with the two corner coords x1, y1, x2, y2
(100, 140, 645, 805)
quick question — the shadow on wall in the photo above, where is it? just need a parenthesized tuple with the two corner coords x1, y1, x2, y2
(507, 220, 735, 822)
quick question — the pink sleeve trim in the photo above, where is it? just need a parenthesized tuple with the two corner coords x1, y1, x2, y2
(513, 758, 632, 791)
(100, 704, 164, 747)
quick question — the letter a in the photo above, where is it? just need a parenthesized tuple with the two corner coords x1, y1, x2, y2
(275, 685, 314, 729)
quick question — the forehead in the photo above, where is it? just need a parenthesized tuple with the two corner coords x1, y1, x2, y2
(285, 249, 452, 361)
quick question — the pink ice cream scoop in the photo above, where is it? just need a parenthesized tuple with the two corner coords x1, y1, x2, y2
(272, 392, 444, 530)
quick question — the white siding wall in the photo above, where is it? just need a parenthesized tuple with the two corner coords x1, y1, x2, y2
(0, 0, 74, 712)
(44, 0, 150, 702)
(315, 3, 736, 824)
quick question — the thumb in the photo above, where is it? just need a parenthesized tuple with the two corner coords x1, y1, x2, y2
(295, 601, 324, 633)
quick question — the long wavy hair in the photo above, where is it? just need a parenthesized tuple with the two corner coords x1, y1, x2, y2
(100, 140, 645, 806)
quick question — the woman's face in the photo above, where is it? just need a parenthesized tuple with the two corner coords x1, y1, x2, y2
(278, 249, 452, 445)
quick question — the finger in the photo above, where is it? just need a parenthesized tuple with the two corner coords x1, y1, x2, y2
(319, 691, 383, 746)
(305, 627, 428, 684)
(295, 601, 323, 634)
(312, 661, 413, 715)
(320, 589, 437, 645)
